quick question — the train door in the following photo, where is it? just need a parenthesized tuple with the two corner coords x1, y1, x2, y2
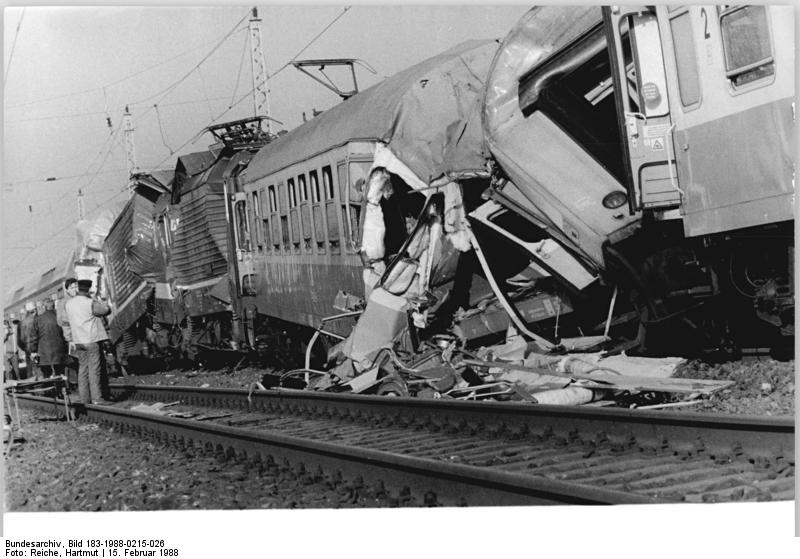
(603, 6, 682, 212)
(231, 192, 255, 295)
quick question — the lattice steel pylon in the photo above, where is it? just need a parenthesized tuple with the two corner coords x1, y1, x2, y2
(249, 7, 272, 135)
(123, 105, 138, 191)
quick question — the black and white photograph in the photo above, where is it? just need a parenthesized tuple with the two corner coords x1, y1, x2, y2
(2, 2, 797, 552)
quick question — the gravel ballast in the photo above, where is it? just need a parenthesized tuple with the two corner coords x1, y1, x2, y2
(4, 407, 419, 512)
(4, 356, 794, 512)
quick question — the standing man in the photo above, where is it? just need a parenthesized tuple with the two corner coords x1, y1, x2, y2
(4, 314, 20, 381)
(57, 278, 79, 389)
(17, 302, 39, 380)
(30, 299, 68, 379)
(65, 279, 113, 405)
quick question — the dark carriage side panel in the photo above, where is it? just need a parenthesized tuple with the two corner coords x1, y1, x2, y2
(170, 184, 229, 286)
(253, 253, 363, 336)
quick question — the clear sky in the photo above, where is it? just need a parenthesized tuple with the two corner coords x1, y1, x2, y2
(1, 3, 530, 297)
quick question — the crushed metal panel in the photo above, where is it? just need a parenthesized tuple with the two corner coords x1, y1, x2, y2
(470, 200, 597, 290)
(342, 287, 408, 366)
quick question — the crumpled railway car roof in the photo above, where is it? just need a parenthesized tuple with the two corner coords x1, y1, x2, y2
(245, 39, 499, 185)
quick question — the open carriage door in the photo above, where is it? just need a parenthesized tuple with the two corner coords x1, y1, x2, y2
(603, 6, 682, 212)
(231, 192, 255, 294)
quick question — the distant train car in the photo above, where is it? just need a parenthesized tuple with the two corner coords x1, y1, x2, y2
(482, 5, 794, 352)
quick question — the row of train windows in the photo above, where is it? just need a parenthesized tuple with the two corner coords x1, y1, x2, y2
(669, 5, 775, 108)
(237, 160, 371, 256)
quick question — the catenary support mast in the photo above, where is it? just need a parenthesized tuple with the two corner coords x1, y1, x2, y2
(123, 105, 138, 191)
(249, 7, 272, 135)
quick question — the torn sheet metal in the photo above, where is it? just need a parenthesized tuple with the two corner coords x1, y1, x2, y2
(464, 357, 732, 396)
(470, 200, 597, 290)
(342, 287, 409, 368)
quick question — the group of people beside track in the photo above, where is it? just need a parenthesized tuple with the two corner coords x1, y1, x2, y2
(4, 278, 113, 405)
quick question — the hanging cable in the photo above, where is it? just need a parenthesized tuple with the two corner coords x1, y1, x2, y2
(197, 67, 214, 121)
(153, 104, 175, 154)
(4, 8, 26, 87)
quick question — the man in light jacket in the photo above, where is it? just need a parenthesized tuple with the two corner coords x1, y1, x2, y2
(65, 279, 113, 405)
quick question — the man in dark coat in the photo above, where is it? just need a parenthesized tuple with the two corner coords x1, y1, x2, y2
(17, 302, 39, 380)
(30, 298, 68, 379)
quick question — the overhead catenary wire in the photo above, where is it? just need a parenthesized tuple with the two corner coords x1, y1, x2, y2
(4, 8, 26, 87)
(5, 95, 236, 125)
(6, 6, 353, 280)
(149, 6, 353, 171)
(4, 168, 129, 188)
(6, 24, 248, 111)
(127, 15, 249, 108)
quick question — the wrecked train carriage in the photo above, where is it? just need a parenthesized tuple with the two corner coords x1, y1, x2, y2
(102, 171, 172, 362)
(156, 121, 270, 362)
(232, 39, 582, 372)
(105, 119, 272, 367)
(482, 5, 795, 353)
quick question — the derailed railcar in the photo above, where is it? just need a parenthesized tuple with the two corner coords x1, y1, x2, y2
(235, 41, 513, 348)
(157, 119, 270, 361)
(103, 172, 171, 353)
(230, 39, 590, 385)
(482, 5, 794, 354)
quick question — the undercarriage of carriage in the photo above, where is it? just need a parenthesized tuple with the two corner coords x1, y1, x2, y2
(604, 220, 794, 361)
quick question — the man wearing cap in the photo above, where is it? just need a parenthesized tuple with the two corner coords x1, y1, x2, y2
(65, 279, 113, 405)
(17, 302, 40, 380)
(31, 299, 68, 379)
(4, 314, 20, 381)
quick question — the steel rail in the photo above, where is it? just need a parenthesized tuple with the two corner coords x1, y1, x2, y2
(110, 383, 795, 460)
(13, 394, 654, 506)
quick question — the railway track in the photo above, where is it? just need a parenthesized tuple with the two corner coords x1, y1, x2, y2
(13, 383, 794, 507)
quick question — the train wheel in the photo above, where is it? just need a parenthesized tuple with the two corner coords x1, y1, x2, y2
(376, 380, 409, 397)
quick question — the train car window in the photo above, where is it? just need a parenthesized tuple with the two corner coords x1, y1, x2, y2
(324, 165, 340, 251)
(288, 178, 297, 208)
(719, 6, 774, 87)
(309, 170, 326, 252)
(669, 11, 702, 107)
(323, 166, 335, 201)
(287, 178, 300, 251)
(266, 185, 278, 253)
(235, 200, 251, 251)
(340, 161, 369, 251)
(252, 191, 263, 252)
(278, 182, 290, 250)
(298, 174, 308, 203)
(310, 171, 321, 203)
